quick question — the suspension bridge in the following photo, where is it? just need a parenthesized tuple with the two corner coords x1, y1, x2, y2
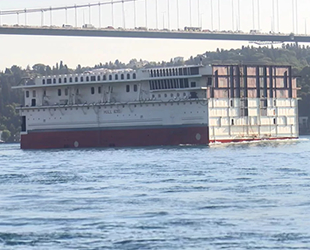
(0, 0, 308, 43)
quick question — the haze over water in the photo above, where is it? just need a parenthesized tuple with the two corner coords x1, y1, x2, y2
(1, 138, 310, 249)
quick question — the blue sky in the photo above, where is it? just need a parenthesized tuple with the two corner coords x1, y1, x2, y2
(0, 0, 306, 70)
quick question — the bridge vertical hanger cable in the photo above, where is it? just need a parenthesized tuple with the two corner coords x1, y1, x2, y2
(134, 0, 136, 28)
(218, 0, 220, 30)
(99, 3, 101, 28)
(197, 0, 200, 27)
(292, 0, 295, 33)
(238, 0, 240, 30)
(41, 10, 44, 26)
(24, 9, 27, 26)
(257, 0, 260, 31)
(65, 7, 68, 24)
(210, 0, 213, 30)
(276, 0, 279, 32)
(232, 0, 234, 31)
(272, 0, 274, 32)
(167, 0, 170, 30)
(145, 0, 147, 27)
(156, 0, 158, 29)
(111, 0, 114, 27)
(295, 0, 298, 34)
(252, 0, 255, 30)
(189, 0, 192, 27)
(50, 7, 52, 26)
(177, 0, 179, 29)
(75, 5, 77, 27)
(122, 0, 125, 28)
(89, 3, 91, 24)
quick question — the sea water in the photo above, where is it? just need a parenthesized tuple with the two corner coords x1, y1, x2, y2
(0, 137, 310, 250)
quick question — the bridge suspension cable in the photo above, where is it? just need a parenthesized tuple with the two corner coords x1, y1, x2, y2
(0, 0, 136, 16)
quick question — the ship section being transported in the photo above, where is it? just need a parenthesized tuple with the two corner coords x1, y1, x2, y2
(208, 65, 298, 143)
(13, 64, 298, 149)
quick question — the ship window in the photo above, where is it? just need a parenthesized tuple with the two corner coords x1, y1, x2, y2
(231, 119, 234, 125)
(150, 70, 153, 77)
(184, 79, 189, 88)
(33, 90, 36, 97)
(190, 67, 199, 75)
(91, 87, 95, 94)
(127, 73, 130, 79)
(65, 89, 68, 96)
(160, 80, 163, 89)
(86, 76, 89, 82)
(47, 79, 52, 84)
(121, 74, 124, 80)
(64, 78, 67, 83)
(91, 76, 96, 81)
(180, 79, 184, 88)
(157, 70, 159, 77)
(59, 78, 62, 83)
(102, 75, 105, 81)
(115, 75, 118, 80)
(80, 77, 84, 82)
(172, 69, 175, 76)
(134, 85, 138, 92)
(183, 68, 187, 75)
(109, 75, 112, 80)
(69, 77, 72, 83)
(97, 75, 100, 81)
(26, 91, 29, 98)
(126, 85, 130, 92)
(42, 79, 45, 84)
(191, 82, 196, 87)
(75, 77, 78, 82)
(53, 78, 56, 84)
(169, 69, 172, 76)
(132, 73, 136, 79)
(58, 89, 61, 96)
(207, 77, 212, 86)
(98, 87, 101, 94)
(179, 68, 183, 75)
(155, 81, 158, 89)
(31, 99, 36, 107)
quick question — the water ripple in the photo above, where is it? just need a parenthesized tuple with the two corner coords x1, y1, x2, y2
(0, 137, 310, 249)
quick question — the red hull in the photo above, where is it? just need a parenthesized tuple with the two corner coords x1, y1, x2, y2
(21, 126, 209, 149)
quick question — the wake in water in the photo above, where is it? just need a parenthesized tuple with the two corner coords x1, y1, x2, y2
(209, 137, 309, 147)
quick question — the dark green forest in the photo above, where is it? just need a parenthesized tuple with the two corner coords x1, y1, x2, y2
(1, 44, 310, 142)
